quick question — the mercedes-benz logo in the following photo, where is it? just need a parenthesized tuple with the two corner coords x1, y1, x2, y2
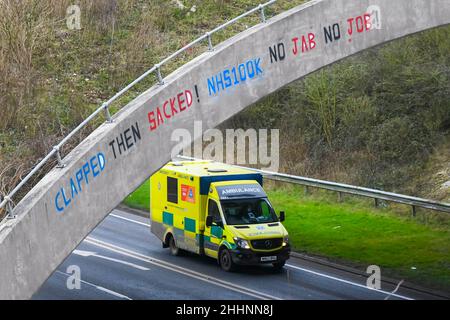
(264, 240, 272, 248)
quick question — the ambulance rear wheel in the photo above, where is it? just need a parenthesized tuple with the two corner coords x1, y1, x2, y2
(169, 235, 180, 256)
(219, 248, 236, 272)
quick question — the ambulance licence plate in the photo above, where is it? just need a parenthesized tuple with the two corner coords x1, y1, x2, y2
(261, 256, 277, 262)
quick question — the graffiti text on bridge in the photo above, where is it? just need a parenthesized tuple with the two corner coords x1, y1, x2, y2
(269, 8, 381, 65)
(147, 87, 200, 132)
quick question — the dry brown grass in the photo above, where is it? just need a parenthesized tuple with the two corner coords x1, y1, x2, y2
(0, 0, 128, 216)
(0, 0, 52, 131)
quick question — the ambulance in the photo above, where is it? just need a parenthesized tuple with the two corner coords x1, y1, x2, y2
(150, 160, 290, 271)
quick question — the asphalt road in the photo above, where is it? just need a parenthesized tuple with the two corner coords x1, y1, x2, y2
(33, 209, 441, 300)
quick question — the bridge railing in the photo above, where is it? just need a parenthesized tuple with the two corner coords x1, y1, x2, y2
(0, 0, 277, 222)
(175, 156, 450, 215)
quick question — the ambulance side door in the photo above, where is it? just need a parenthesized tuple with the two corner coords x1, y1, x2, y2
(203, 198, 224, 259)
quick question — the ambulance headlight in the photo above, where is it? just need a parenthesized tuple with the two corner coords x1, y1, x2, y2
(234, 237, 250, 249)
(282, 236, 289, 247)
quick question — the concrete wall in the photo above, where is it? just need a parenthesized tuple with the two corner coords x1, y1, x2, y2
(1, 0, 449, 299)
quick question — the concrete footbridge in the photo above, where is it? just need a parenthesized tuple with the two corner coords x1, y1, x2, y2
(1, 0, 449, 299)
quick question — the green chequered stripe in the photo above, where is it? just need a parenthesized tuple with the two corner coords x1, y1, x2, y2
(163, 211, 173, 226)
(211, 225, 223, 238)
(223, 241, 237, 250)
(162, 212, 234, 251)
(184, 217, 196, 233)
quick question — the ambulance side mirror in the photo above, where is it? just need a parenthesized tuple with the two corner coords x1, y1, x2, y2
(279, 211, 285, 222)
(206, 216, 214, 227)
(215, 220, 224, 229)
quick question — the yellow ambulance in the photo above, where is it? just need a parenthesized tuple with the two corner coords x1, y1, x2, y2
(150, 160, 290, 271)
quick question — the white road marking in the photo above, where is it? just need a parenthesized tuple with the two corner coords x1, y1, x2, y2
(55, 270, 132, 300)
(110, 213, 150, 227)
(109, 210, 414, 300)
(285, 264, 413, 300)
(85, 236, 281, 300)
(73, 249, 150, 271)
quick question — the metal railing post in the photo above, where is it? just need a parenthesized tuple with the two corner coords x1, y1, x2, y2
(53, 146, 65, 168)
(155, 64, 164, 85)
(259, 4, 266, 23)
(412, 205, 417, 218)
(4, 196, 15, 219)
(103, 103, 113, 123)
(206, 32, 214, 51)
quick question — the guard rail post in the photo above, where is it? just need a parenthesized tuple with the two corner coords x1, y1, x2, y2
(4, 196, 15, 219)
(103, 103, 113, 123)
(259, 4, 266, 23)
(207, 32, 214, 51)
(53, 146, 65, 168)
(374, 198, 380, 208)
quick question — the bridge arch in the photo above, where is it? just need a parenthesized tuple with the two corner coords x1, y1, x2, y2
(1, 0, 449, 299)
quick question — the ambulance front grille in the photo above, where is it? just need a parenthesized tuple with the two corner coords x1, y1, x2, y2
(251, 238, 283, 250)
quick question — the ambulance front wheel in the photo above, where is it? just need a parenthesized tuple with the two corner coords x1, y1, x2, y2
(272, 261, 286, 271)
(219, 248, 236, 272)
(168, 234, 180, 256)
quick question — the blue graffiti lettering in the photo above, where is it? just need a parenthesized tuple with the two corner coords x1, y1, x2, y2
(207, 57, 263, 96)
(70, 178, 78, 198)
(54, 152, 106, 213)
(55, 192, 64, 212)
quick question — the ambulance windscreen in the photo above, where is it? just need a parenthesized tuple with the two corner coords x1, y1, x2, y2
(220, 197, 278, 225)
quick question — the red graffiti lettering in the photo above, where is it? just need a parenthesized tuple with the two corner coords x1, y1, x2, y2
(347, 17, 354, 36)
(356, 16, 364, 33)
(308, 33, 316, 50)
(178, 92, 186, 111)
(364, 13, 372, 30)
(186, 90, 193, 106)
(163, 101, 171, 119)
(156, 107, 164, 127)
(147, 89, 195, 132)
(170, 97, 178, 117)
(148, 111, 156, 131)
(292, 33, 316, 56)
(301, 36, 308, 52)
(347, 13, 372, 37)
(292, 37, 299, 55)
